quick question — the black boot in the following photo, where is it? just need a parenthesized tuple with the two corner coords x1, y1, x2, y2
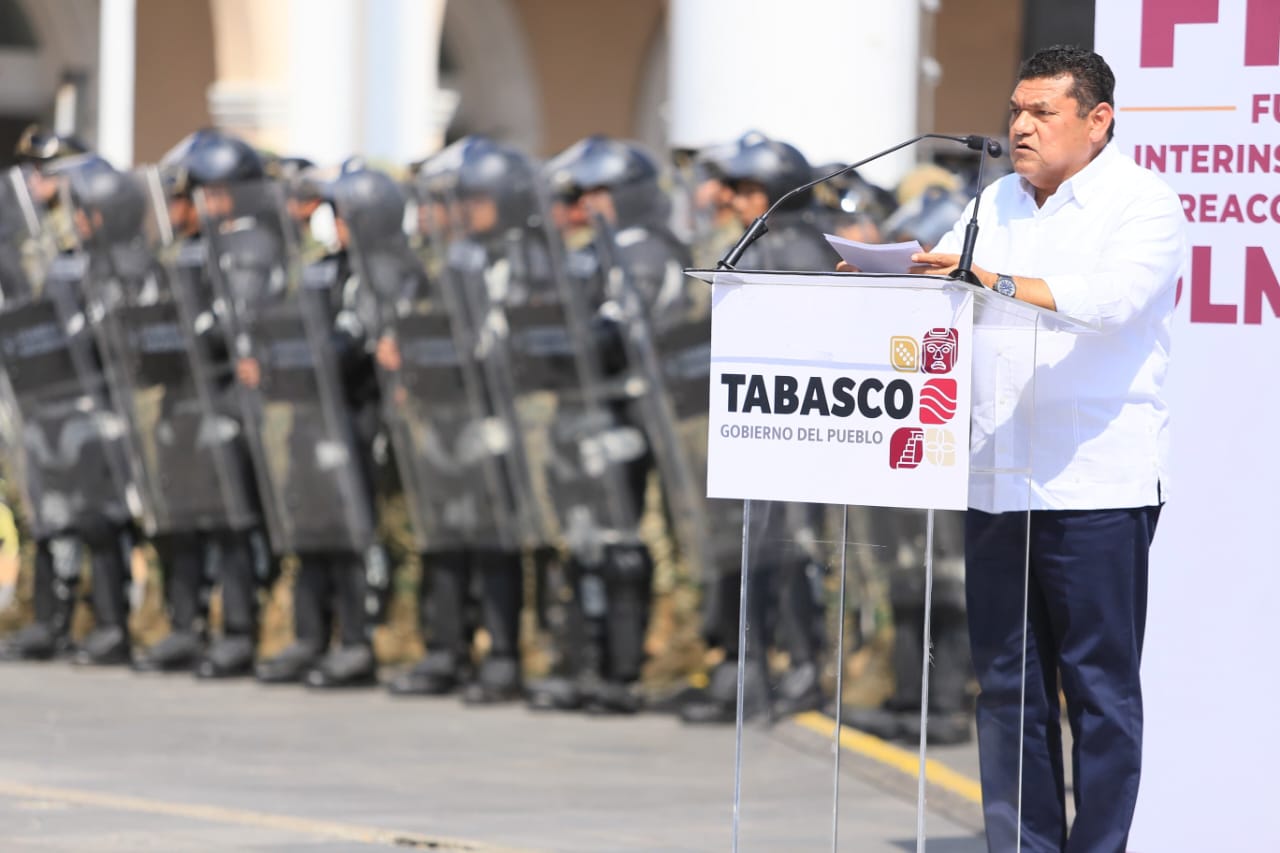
(305, 643, 377, 688)
(680, 659, 769, 724)
(305, 555, 376, 689)
(841, 602, 925, 741)
(396, 549, 471, 696)
(462, 655, 521, 704)
(256, 560, 331, 684)
(72, 625, 131, 666)
(772, 660, 824, 716)
(137, 534, 207, 672)
(0, 622, 57, 661)
(132, 630, 203, 672)
(197, 531, 260, 679)
(2, 538, 79, 661)
(461, 551, 522, 705)
(73, 531, 132, 667)
(387, 650, 467, 696)
(525, 675, 585, 711)
(772, 559, 825, 716)
(583, 545, 651, 715)
(255, 640, 325, 684)
(196, 635, 256, 679)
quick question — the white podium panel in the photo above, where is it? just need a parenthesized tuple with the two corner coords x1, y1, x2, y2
(707, 273, 975, 511)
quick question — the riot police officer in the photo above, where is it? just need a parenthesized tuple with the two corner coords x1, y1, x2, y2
(679, 133, 837, 724)
(518, 135, 692, 714)
(0, 131, 89, 660)
(127, 129, 275, 678)
(0, 126, 86, 304)
(248, 163, 387, 689)
(0, 153, 137, 666)
(379, 140, 533, 704)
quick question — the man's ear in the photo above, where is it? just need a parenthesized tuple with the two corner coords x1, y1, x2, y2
(1090, 102, 1115, 143)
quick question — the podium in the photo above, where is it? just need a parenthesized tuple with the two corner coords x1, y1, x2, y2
(686, 269, 1098, 851)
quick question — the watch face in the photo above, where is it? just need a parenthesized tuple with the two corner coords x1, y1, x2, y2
(996, 276, 1016, 297)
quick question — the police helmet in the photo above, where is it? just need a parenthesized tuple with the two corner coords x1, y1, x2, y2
(453, 135, 540, 232)
(330, 166, 407, 246)
(159, 128, 265, 196)
(882, 184, 967, 250)
(546, 135, 667, 227)
(811, 166, 896, 223)
(718, 133, 813, 212)
(61, 156, 146, 243)
(14, 125, 88, 166)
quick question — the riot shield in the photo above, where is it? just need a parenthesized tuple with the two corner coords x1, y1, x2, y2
(0, 167, 37, 304)
(197, 180, 375, 556)
(436, 181, 652, 561)
(0, 169, 136, 541)
(71, 167, 259, 536)
(584, 216, 732, 592)
(340, 189, 519, 554)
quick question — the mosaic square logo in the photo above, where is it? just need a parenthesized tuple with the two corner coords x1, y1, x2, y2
(924, 428, 957, 466)
(919, 378, 957, 425)
(890, 336, 919, 372)
(921, 328, 959, 374)
(889, 427, 924, 469)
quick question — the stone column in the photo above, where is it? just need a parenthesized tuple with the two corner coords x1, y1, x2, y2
(667, 0, 923, 186)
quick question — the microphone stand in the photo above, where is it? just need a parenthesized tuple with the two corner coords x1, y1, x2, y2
(947, 137, 999, 288)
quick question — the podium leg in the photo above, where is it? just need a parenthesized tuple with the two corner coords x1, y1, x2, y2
(914, 508, 937, 852)
(830, 506, 849, 852)
(731, 498, 751, 853)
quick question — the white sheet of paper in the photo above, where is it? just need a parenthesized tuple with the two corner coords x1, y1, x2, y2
(824, 234, 924, 275)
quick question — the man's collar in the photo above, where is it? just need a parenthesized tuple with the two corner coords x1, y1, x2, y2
(1016, 141, 1118, 208)
(1059, 141, 1117, 206)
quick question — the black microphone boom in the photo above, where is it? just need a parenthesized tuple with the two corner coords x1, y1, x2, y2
(947, 135, 1001, 287)
(716, 132, 1002, 270)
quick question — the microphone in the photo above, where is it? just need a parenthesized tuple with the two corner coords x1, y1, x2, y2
(948, 136, 1003, 287)
(716, 133, 1000, 270)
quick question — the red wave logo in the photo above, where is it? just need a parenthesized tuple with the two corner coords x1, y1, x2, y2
(889, 427, 924, 469)
(919, 378, 957, 425)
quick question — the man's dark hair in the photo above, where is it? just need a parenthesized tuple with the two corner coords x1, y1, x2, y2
(1018, 45, 1116, 141)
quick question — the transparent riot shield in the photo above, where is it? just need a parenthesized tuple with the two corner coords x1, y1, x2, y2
(71, 167, 258, 536)
(0, 169, 135, 541)
(197, 180, 375, 556)
(689, 268, 1098, 851)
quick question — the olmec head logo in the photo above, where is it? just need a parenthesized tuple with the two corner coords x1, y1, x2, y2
(921, 328, 958, 374)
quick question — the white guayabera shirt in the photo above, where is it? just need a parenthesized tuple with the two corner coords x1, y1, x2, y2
(935, 142, 1188, 513)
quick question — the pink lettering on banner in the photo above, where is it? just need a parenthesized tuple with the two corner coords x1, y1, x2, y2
(1176, 246, 1280, 324)
(1187, 246, 1238, 323)
(1254, 93, 1280, 122)
(1244, 246, 1280, 324)
(1245, 0, 1280, 66)
(1141, 0, 1219, 67)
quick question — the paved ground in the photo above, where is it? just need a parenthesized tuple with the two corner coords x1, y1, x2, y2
(0, 663, 986, 851)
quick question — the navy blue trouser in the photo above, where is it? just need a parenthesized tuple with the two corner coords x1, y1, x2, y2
(965, 506, 1159, 853)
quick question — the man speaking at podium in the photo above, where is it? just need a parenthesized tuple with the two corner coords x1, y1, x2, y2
(905, 46, 1187, 851)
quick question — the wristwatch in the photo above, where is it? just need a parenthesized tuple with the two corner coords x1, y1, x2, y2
(994, 273, 1016, 298)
